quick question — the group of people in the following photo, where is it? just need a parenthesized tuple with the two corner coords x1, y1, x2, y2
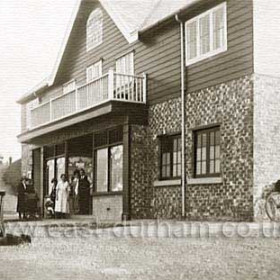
(17, 169, 91, 220)
(47, 169, 91, 218)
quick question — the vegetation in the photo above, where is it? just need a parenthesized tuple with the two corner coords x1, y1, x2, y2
(2, 159, 21, 193)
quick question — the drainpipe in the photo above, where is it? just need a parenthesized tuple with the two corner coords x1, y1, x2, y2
(175, 14, 186, 219)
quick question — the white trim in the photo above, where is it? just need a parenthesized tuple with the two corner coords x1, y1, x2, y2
(48, 0, 82, 86)
(62, 79, 76, 95)
(188, 177, 222, 185)
(185, 2, 227, 66)
(86, 8, 103, 52)
(86, 60, 103, 83)
(154, 179, 181, 187)
(115, 52, 134, 75)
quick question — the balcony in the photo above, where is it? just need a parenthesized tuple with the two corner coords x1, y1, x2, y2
(30, 70, 147, 129)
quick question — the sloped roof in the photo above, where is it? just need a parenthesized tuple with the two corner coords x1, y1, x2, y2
(17, 0, 202, 104)
(140, 0, 201, 32)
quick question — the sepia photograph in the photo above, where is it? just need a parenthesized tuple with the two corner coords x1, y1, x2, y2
(0, 0, 280, 279)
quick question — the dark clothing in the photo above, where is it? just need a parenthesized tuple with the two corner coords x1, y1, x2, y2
(17, 182, 28, 214)
(79, 176, 90, 214)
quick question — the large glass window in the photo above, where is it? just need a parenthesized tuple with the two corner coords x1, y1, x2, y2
(110, 145, 123, 192)
(96, 148, 108, 192)
(44, 143, 66, 196)
(94, 127, 123, 193)
(160, 135, 181, 180)
(185, 2, 227, 65)
(87, 8, 103, 51)
(195, 127, 221, 177)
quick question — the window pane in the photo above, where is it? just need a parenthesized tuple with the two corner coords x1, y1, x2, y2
(202, 133, 207, 147)
(202, 147, 207, 161)
(215, 145, 220, 159)
(56, 157, 65, 181)
(109, 127, 123, 144)
(210, 132, 215, 146)
(87, 9, 103, 50)
(197, 134, 202, 148)
(187, 21, 197, 60)
(96, 148, 108, 192)
(94, 131, 107, 147)
(210, 160, 215, 174)
(199, 15, 210, 55)
(201, 161, 207, 174)
(210, 146, 215, 160)
(215, 130, 220, 145)
(196, 162, 201, 175)
(213, 7, 225, 50)
(197, 148, 201, 161)
(195, 127, 221, 177)
(110, 145, 123, 192)
(215, 159, 221, 173)
(46, 159, 55, 196)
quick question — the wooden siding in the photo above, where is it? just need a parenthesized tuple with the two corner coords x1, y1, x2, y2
(30, 0, 253, 121)
(38, 0, 181, 106)
(184, 0, 254, 92)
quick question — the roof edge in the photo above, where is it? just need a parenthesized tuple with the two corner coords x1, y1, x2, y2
(139, 0, 202, 34)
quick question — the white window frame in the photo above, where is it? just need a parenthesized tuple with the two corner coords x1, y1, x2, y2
(115, 52, 134, 75)
(86, 60, 103, 83)
(87, 8, 103, 52)
(26, 98, 40, 129)
(62, 79, 76, 95)
(185, 2, 227, 66)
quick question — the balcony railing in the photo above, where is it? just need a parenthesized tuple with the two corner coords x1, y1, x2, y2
(30, 70, 147, 129)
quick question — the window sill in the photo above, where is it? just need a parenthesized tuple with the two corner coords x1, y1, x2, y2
(153, 179, 181, 187)
(92, 191, 123, 197)
(188, 177, 222, 185)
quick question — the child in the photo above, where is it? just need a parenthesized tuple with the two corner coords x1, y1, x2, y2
(44, 197, 54, 218)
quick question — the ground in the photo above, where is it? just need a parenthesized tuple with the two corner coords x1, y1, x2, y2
(1, 168, 280, 279)
(1, 221, 280, 280)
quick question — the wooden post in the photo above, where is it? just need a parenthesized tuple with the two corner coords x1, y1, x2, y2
(49, 99, 53, 121)
(142, 73, 147, 103)
(122, 121, 130, 221)
(0, 191, 6, 237)
(40, 147, 44, 217)
(108, 68, 114, 100)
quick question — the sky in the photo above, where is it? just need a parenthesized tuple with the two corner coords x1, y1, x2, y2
(0, 0, 77, 162)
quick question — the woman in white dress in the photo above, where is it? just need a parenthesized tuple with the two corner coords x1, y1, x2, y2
(55, 174, 70, 219)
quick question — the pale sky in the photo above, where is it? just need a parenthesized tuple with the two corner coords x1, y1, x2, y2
(0, 0, 77, 162)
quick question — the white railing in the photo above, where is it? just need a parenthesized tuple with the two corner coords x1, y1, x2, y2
(29, 70, 147, 129)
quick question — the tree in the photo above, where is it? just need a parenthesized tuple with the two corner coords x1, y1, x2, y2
(2, 159, 21, 193)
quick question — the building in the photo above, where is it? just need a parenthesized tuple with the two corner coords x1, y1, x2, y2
(17, 0, 280, 221)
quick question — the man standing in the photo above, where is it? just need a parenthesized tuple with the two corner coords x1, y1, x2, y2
(79, 169, 90, 214)
(17, 176, 28, 219)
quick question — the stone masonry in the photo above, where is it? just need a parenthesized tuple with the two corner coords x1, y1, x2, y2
(253, 74, 280, 220)
(185, 75, 254, 221)
(130, 75, 255, 221)
(130, 98, 182, 219)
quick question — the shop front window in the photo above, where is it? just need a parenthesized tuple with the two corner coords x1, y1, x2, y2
(94, 127, 123, 193)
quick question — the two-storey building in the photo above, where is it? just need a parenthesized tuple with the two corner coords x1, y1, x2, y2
(17, 0, 280, 221)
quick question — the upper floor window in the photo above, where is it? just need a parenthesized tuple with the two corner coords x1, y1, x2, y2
(194, 127, 221, 178)
(185, 2, 227, 66)
(63, 80, 76, 94)
(26, 98, 40, 129)
(160, 134, 181, 180)
(116, 52, 134, 75)
(87, 60, 102, 83)
(87, 8, 103, 51)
